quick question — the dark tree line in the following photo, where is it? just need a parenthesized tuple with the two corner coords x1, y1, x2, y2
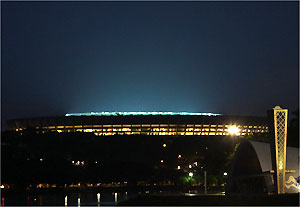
(2, 131, 234, 190)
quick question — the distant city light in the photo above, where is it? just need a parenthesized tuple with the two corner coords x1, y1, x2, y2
(65, 112, 221, 117)
(163, 144, 167, 148)
(177, 166, 181, 170)
(224, 172, 228, 176)
(189, 164, 192, 168)
(178, 154, 182, 158)
(160, 160, 164, 163)
(0, 185, 4, 189)
(228, 125, 240, 135)
(189, 172, 193, 177)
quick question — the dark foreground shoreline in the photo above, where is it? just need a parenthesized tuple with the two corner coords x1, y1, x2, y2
(118, 193, 300, 206)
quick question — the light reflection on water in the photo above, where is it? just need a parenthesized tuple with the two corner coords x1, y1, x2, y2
(1, 191, 133, 206)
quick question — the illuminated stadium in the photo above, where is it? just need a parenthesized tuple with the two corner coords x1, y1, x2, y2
(7, 112, 269, 136)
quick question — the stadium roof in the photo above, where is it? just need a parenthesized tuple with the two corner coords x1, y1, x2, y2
(65, 112, 222, 117)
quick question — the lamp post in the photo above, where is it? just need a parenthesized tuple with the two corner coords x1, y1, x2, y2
(228, 125, 240, 150)
(188, 172, 193, 191)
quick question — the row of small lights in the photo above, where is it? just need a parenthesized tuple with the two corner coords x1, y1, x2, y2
(188, 172, 228, 177)
(2, 192, 119, 206)
(161, 125, 240, 140)
(71, 160, 99, 166)
(0, 172, 228, 189)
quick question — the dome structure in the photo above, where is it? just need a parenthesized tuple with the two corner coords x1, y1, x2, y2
(226, 140, 299, 195)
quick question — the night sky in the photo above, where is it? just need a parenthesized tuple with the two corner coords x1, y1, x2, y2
(1, 2, 299, 130)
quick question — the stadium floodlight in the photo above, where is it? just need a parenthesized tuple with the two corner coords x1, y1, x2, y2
(65, 111, 222, 117)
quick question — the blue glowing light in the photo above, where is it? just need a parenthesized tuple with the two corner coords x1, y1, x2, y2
(65, 112, 221, 117)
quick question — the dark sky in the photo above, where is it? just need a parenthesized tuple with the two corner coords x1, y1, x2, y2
(1, 2, 299, 129)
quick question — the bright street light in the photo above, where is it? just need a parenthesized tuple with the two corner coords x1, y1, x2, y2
(228, 125, 240, 136)
(224, 172, 228, 176)
(228, 125, 240, 149)
(189, 172, 193, 177)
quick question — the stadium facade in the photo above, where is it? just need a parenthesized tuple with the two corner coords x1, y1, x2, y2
(7, 112, 268, 136)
